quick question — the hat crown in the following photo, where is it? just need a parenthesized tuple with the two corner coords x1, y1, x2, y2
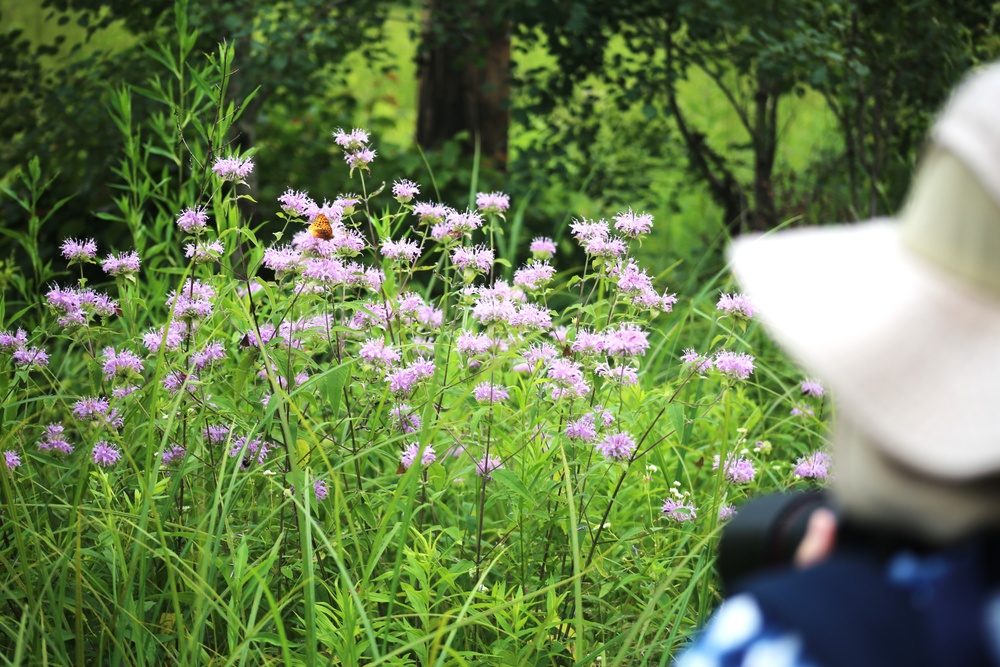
(932, 64, 1000, 208)
(901, 65, 1000, 296)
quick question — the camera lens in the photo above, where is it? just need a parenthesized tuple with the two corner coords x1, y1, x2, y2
(716, 491, 829, 593)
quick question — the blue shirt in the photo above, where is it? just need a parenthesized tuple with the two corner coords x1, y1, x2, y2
(677, 547, 1000, 667)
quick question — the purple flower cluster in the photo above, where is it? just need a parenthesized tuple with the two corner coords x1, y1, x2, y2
(451, 245, 494, 275)
(476, 191, 510, 215)
(333, 127, 370, 151)
(790, 405, 815, 418)
(314, 479, 330, 501)
(0, 327, 48, 370)
(661, 498, 697, 522)
(176, 207, 210, 234)
(101, 346, 144, 382)
(185, 240, 225, 264)
(37, 423, 73, 455)
(142, 321, 188, 353)
(595, 362, 639, 386)
(712, 454, 756, 484)
(229, 436, 272, 467)
(162, 370, 198, 394)
(595, 432, 636, 461)
(334, 128, 376, 171)
(603, 323, 650, 357)
(564, 406, 614, 442)
(413, 202, 449, 224)
(359, 338, 401, 367)
(72, 396, 124, 429)
(384, 358, 435, 396)
(456, 331, 496, 357)
(4, 451, 21, 470)
(380, 238, 421, 263)
(162, 444, 186, 466)
(472, 382, 509, 405)
(545, 358, 590, 400)
(513, 260, 555, 291)
(61, 237, 98, 264)
(166, 280, 215, 320)
(794, 451, 831, 480)
(475, 454, 503, 480)
(392, 179, 420, 202)
(610, 260, 678, 311)
(101, 250, 141, 277)
(212, 155, 254, 181)
(92, 441, 122, 468)
(713, 350, 755, 380)
(0, 328, 27, 352)
(390, 404, 422, 434)
(570, 218, 629, 259)
(278, 189, 315, 217)
(400, 443, 437, 470)
(529, 236, 556, 259)
(680, 348, 714, 373)
(12, 346, 49, 370)
(438, 209, 485, 238)
(717, 292, 756, 319)
(46, 285, 117, 328)
(203, 424, 232, 445)
(192, 342, 226, 371)
(612, 208, 654, 238)
(801, 379, 824, 398)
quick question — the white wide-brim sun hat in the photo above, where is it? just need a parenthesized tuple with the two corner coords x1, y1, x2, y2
(728, 62, 1000, 485)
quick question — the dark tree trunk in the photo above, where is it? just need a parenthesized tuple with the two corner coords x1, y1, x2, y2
(417, 1, 510, 171)
(751, 81, 779, 230)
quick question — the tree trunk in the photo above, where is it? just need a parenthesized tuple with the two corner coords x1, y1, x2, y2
(751, 82, 778, 229)
(416, 1, 510, 170)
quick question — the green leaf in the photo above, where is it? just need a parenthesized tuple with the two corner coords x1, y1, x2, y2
(666, 403, 685, 438)
(491, 469, 534, 506)
(319, 362, 350, 419)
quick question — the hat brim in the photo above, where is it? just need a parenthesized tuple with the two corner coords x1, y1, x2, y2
(729, 219, 1000, 479)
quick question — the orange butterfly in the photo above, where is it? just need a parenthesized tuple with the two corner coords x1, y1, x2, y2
(308, 213, 333, 240)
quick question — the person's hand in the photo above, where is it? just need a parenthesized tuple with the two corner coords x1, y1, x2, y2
(793, 507, 838, 568)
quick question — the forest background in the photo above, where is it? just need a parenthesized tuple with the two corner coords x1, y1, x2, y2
(1, 1, 1000, 666)
(3, 0, 998, 284)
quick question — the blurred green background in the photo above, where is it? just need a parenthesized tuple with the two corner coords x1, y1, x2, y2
(2, 0, 998, 290)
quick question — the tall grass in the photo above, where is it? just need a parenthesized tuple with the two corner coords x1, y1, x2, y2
(0, 5, 829, 665)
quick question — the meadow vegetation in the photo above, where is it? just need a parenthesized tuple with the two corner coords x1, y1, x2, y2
(0, 6, 842, 664)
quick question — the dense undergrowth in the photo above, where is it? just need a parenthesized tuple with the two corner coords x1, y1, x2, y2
(0, 10, 830, 667)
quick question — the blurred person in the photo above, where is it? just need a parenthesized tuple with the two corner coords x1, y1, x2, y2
(676, 63, 1000, 667)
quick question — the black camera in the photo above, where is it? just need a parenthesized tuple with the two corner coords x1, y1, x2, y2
(716, 491, 831, 592)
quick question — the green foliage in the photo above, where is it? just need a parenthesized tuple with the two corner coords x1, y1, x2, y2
(0, 21, 831, 665)
(511, 0, 996, 231)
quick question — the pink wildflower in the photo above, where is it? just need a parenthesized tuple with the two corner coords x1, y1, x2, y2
(400, 443, 437, 470)
(530, 236, 557, 259)
(176, 207, 210, 234)
(713, 454, 756, 484)
(92, 441, 122, 467)
(472, 382, 509, 404)
(794, 451, 832, 480)
(717, 292, 756, 319)
(212, 156, 254, 181)
(595, 432, 636, 461)
(612, 208, 654, 237)
(61, 237, 98, 263)
(392, 179, 420, 202)
(476, 191, 510, 214)
(714, 350, 755, 380)
(662, 499, 697, 522)
(475, 454, 503, 480)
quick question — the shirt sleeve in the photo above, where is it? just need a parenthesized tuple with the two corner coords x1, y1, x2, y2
(674, 594, 821, 667)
